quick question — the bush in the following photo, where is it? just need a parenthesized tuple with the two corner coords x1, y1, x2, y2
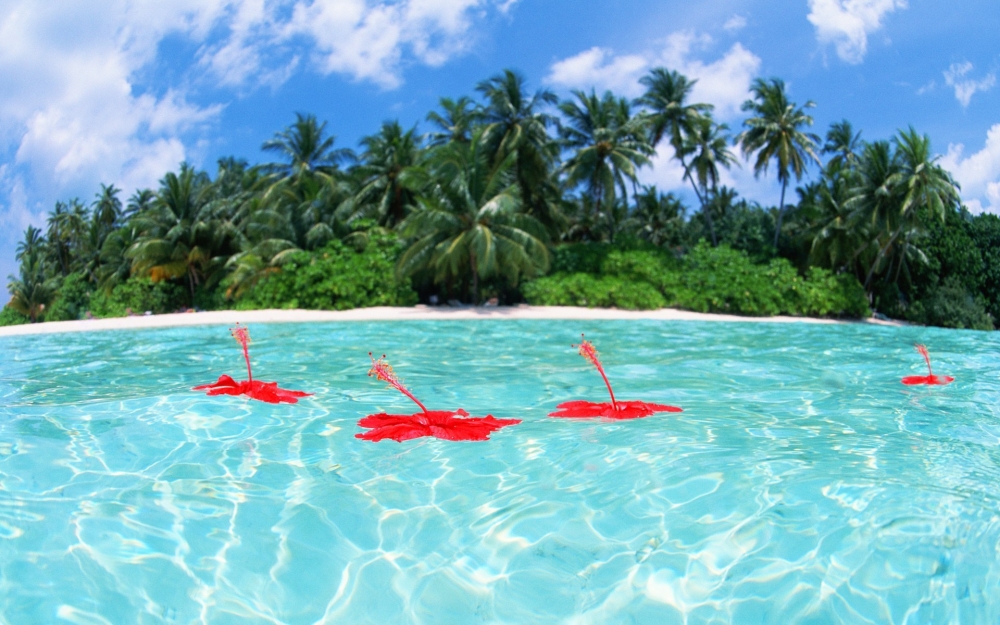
(0, 305, 30, 326)
(522, 242, 870, 318)
(238, 236, 418, 310)
(46, 272, 93, 321)
(90, 277, 186, 317)
(522, 274, 666, 310)
(906, 277, 993, 331)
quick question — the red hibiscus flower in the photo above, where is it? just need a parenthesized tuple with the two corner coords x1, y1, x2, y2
(549, 334, 682, 420)
(901, 344, 954, 386)
(357, 353, 520, 442)
(193, 324, 311, 404)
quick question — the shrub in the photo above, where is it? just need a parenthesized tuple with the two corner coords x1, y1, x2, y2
(522, 274, 666, 310)
(523, 242, 870, 318)
(46, 272, 93, 321)
(906, 277, 993, 331)
(89, 277, 186, 317)
(238, 236, 418, 310)
(0, 305, 30, 326)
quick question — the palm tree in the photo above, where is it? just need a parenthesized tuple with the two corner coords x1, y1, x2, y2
(344, 121, 423, 228)
(127, 164, 227, 301)
(15, 226, 46, 263)
(736, 78, 821, 246)
(851, 129, 960, 290)
(262, 113, 352, 180)
(426, 96, 478, 146)
(476, 69, 562, 230)
(7, 236, 54, 322)
(637, 68, 713, 173)
(682, 117, 737, 244)
(631, 187, 687, 247)
(823, 120, 862, 172)
(804, 166, 865, 275)
(559, 90, 653, 239)
(397, 129, 550, 303)
(124, 189, 155, 221)
(92, 184, 122, 234)
(46, 200, 87, 277)
(893, 127, 959, 224)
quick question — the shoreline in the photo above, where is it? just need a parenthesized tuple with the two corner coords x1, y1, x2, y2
(0, 305, 904, 337)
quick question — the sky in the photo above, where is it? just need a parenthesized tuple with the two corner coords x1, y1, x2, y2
(1, 0, 999, 304)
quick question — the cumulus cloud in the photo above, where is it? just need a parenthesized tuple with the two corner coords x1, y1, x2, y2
(943, 62, 996, 108)
(940, 124, 1000, 213)
(807, 0, 906, 64)
(544, 31, 761, 119)
(546, 48, 649, 97)
(196, 0, 506, 90)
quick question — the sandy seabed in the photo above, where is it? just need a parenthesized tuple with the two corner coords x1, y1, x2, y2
(0, 305, 902, 337)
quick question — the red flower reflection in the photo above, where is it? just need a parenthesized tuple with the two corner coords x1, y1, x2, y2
(356, 353, 520, 442)
(193, 324, 311, 404)
(901, 344, 954, 386)
(549, 335, 682, 420)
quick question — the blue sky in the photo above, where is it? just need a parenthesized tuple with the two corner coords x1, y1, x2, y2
(1, 0, 999, 304)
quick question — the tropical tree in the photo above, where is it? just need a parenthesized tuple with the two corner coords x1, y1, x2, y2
(426, 96, 478, 146)
(262, 113, 352, 180)
(8, 231, 54, 322)
(637, 68, 713, 176)
(127, 164, 230, 301)
(823, 120, 862, 172)
(736, 78, 821, 246)
(397, 129, 550, 303)
(476, 69, 562, 230)
(46, 200, 88, 277)
(631, 187, 687, 247)
(559, 90, 652, 240)
(682, 117, 737, 244)
(344, 121, 423, 228)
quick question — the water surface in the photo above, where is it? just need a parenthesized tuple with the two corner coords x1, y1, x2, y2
(1, 320, 998, 624)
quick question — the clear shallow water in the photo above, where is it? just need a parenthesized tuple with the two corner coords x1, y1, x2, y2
(1, 320, 999, 624)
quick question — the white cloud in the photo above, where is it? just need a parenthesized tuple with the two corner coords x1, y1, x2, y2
(197, 0, 506, 90)
(546, 48, 649, 97)
(807, 0, 906, 64)
(544, 31, 761, 119)
(943, 62, 996, 108)
(940, 124, 1000, 213)
(723, 15, 747, 31)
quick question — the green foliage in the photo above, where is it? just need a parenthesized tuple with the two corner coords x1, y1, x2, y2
(0, 305, 30, 326)
(522, 274, 666, 310)
(89, 277, 186, 317)
(238, 236, 417, 310)
(967, 214, 1000, 324)
(906, 277, 993, 331)
(46, 272, 93, 321)
(524, 243, 869, 317)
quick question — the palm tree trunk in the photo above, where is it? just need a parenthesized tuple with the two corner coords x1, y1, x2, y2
(773, 181, 788, 248)
(683, 167, 716, 246)
(187, 267, 196, 306)
(470, 252, 479, 305)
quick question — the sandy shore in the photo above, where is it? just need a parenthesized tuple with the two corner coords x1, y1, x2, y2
(0, 305, 902, 337)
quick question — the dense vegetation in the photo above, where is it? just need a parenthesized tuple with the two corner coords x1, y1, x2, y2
(5, 68, 995, 330)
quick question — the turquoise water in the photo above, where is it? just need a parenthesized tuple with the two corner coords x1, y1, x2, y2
(1, 320, 999, 624)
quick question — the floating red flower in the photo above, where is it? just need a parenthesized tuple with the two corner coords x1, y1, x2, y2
(901, 344, 954, 386)
(357, 353, 520, 442)
(193, 324, 311, 404)
(549, 335, 682, 420)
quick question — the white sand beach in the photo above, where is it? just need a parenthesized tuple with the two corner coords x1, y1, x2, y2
(0, 305, 903, 337)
